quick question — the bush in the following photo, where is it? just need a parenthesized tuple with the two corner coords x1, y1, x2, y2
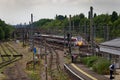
(87, 56, 98, 67)
(81, 56, 110, 74)
(81, 57, 90, 64)
(92, 58, 110, 74)
(81, 56, 98, 67)
(95, 38, 104, 43)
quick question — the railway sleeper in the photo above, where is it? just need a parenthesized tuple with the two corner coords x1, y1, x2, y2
(1, 55, 11, 57)
(13, 54, 23, 57)
(0, 54, 23, 57)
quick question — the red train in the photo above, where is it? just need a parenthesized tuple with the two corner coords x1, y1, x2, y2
(34, 34, 86, 47)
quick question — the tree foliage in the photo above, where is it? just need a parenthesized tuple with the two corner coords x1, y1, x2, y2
(0, 19, 14, 40)
(0, 27, 5, 40)
(33, 19, 53, 27)
(55, 15, 67, 20)
(33, 11, 120, 39)
(111, 11, 118, 22)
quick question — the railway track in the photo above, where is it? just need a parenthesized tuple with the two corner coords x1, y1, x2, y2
(3, 41, 32, 80)
(34, 38, 70, 80)
(48, 46, 64, 80)
(34, 37, 95, 80)
(38, 42, 69, 80)
(0, 43, 11, 60)
(0, 42, 22, 68)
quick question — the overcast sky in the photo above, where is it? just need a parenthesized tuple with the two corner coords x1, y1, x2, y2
(0, 0, 120, 25)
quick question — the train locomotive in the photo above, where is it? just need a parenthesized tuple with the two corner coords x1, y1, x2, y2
(34, 34, 86, 47)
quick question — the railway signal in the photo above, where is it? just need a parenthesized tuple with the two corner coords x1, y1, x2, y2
(67, 33, 71, 42)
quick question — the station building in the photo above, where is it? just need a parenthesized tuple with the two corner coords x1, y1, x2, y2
(99, 38, 120, 68)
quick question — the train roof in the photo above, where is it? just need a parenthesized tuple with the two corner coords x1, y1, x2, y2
(40, 34, 79, 39)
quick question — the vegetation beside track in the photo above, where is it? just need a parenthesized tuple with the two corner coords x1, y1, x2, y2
(81, 56, 111, 74)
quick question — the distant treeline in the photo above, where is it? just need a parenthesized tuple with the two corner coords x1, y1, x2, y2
(0, 19, 14, 40)
(33, 11, 120, 39)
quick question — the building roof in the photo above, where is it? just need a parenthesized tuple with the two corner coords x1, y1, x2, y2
(100, 38, 120, 55)
(100, 38, 120, 47)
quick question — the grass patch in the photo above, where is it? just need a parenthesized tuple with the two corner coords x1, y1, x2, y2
(26, 60, 42, 80)
(95, 38, 104, 43)
(26, 70, 41, 80)
(64, 54, 71, 64)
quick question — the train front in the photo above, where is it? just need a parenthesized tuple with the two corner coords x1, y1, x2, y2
(75, 36, 85, 47)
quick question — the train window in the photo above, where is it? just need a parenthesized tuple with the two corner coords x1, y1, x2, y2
(34, 33, 38, 35)
(77, 37, 82, 41)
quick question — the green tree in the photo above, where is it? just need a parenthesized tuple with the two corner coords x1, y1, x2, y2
(4, 26, 11, 39)
(33, 19, 53, 27)
(111, 11, 118, 22)
(0, 27, 5, 40)
(0, 19, 6, 27)
(55, 15, 67, 20)
(79, 13, 85, 19)
(94, 14, 111, 26)
(94, 13, 97, 18)
(32, 12, 120, 39)
(0, 19, 14, 40)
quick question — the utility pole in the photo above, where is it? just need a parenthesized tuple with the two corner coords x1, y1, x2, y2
(23, 23, 26, 47)
(30, 13, 35, 71)
(106, 25, 109, 41)
(68, 15, 73, 62)
(24, 23, 27, 45)
(104, 26, 106, 41)
(84, 21, 87, 41)
(104, 25, 109, 41)
(94, 24, 96, 39)
(22, 24, 25, 47)
(64, 26, 66, 54)
(90, 6, 94, 55)
(44, 38, 48, 80)
(72, 21, 74, 34)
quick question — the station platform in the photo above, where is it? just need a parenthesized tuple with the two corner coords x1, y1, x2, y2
(66, 63, 110, 80)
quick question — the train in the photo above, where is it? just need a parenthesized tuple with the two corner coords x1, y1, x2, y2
(34, 34, 87, 47)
